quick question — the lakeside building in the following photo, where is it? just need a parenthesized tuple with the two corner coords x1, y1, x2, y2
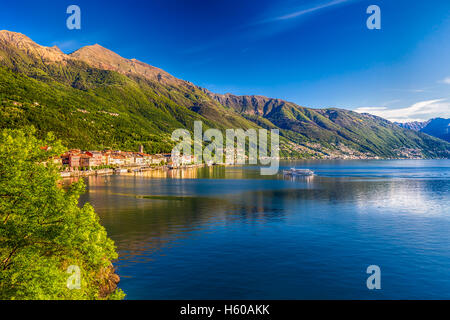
(86, 151, 103, 166)
(108, 154, 126, 166)
(59, 148, 175, 170)
(151, 154, 168, 165)
(61, 150, 81, 168)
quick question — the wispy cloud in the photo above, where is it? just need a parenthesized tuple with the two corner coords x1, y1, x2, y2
(184, 0, 354, 54)
(355, 99, 450, 123)
(386, 88, 428, 93)
(381, 99, 402, 107)
(439, 77, 450, 84)
(257, 0, 351, 25)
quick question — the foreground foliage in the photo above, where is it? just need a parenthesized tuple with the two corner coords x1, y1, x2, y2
(0, 127, 124, 299)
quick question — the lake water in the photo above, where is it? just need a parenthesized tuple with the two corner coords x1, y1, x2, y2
(79, 160, 450, 299)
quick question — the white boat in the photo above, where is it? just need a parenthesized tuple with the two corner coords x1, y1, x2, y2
(283, 168, 314, 176)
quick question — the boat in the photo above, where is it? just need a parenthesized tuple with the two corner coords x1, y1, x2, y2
(283, 168, 314, 176)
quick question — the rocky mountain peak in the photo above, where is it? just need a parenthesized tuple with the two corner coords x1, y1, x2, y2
(69, 43, 181, 85)
(0, 30, 180, 85)
(0, 30, 34, 45)
(0, 30, 69, 62)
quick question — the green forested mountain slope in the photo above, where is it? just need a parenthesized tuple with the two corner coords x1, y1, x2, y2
(0, 30, 449, 158)
(0, 30, 256, 153)
(202, 90, 450, 158)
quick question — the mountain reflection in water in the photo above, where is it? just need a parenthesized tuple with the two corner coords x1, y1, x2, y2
(77, 160, 450, 299)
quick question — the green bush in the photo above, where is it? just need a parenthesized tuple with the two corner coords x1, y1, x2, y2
(0, 127, 124, 300)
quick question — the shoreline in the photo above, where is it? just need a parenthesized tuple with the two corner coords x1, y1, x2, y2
(60, 158, 449, 178)
(60, 163, 207, 178)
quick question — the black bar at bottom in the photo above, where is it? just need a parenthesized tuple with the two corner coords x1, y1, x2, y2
(1, 300, 449, 318)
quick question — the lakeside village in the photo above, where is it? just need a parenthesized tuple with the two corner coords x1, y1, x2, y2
(49, 145, 200, 178)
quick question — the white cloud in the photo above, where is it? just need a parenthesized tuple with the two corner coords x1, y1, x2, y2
(387, 88, 427, 93)
(440, 77, 450, 84)
(355, 99, 450, 123)
(274, 0, 349, 21)
(256, 0, 351, 25)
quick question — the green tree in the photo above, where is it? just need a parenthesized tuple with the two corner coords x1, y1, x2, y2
(0, 127, 124, 300)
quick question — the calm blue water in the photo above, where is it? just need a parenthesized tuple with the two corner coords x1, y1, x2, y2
(80, 160, 450, 299)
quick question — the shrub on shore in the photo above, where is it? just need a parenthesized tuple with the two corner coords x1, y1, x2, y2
(0, 127, 124, 300)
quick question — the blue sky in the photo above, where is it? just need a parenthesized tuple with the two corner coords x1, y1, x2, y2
(1, 0, 449, 122)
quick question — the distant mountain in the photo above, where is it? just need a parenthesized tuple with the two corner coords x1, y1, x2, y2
(0, 30, 449, 159)
(396, 120, 430, 131)
(397, 118, 450, 142)
(421, 118, 450, 142)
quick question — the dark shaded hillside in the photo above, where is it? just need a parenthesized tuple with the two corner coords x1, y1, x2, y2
(0, 30, 449, 159)
(421, 118, 450, 142)
(397, 118, 450, 143)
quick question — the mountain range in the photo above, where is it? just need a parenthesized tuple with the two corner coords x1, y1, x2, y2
(397, 118, 450, 143)
(0, 30, 449, 159)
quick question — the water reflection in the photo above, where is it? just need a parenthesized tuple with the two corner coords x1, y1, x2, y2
(77, 160, 450, 299)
